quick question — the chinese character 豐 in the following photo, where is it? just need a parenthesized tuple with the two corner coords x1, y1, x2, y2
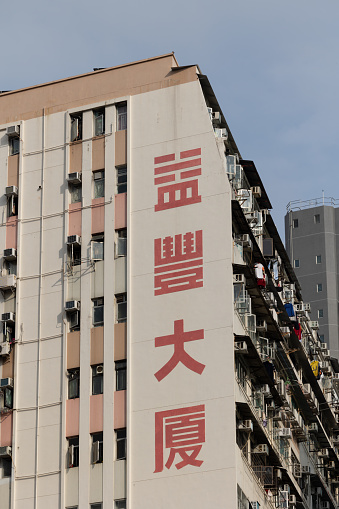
(154, 149, 202, 212)
(154, 404, 206, 473)
(154, 230, 203, 295)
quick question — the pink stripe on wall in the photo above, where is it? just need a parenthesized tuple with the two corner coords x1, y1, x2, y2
(6, 217, 18, 250)
(69, 203, 82, 237)
(114, 193, 127, 230)
(66, 398, 79, 437)
(91, 198, 105, 234)
(90, 394, 103, 433)
(114, 390, 126, 429)
(0, 413, 12, 446)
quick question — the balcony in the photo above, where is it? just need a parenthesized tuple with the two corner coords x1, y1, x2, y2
(0, 274, 16, 290)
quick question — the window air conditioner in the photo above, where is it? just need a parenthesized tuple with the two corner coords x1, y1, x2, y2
(95, 365, 103, 375)
(280, 327, 290, 334)
(67, 235, 81, 246)
(320, 503, 330, 509)
(3, 248, 17, 260)
(261, 384, 271, 396)
(0, 446, 11, 457)
(0, 378, 13, 389)
(212, 111, 221, 124)
(308, 422, 318, 433)
(233, 274, 246, 284)
(251, 186, 261, 198)
(304, 303, 311, 312)
(67, 172, 82, 184)
(320, 343, 328, 350)
(293, 465, 301, 478)
(5, 185, 18, 197)
(310, 321, 319, 330)
(250, 502, 260, 509)
(237, 234, 252, 250)
(245, 211, 259, 224)
(65, 300, 80, 312)
(6, 125, 20, 137)
(0, 343, 10, 356)
(277, 379, 286, 400)
(334, 373, 339, 380)
(234, 341, 248, 354)
(302, 465, 311, 474)
(289, 494, 297, 504)
(273, 410, 283, 422)
(214, 127, 228, 139)
(319, 448, 329, 457)
(279, 428, 292, 438)
(295, 303, 304, 312)
(1, 312, 15, 322)
(256, 319, 267, 332)
(253, 444, 269, 455)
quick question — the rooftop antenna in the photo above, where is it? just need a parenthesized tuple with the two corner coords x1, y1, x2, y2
(322, 190, 324, 205)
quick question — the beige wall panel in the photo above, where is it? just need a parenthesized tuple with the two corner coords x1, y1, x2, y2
(22, 153, 42, 174)
(91, 260, 104, 299)
(44, 147, 65, 169)
(92, 136, 105, 171)
(15, 500, 35, 509)
(91, 327, 104, 365)
(115, 130, 127, 167)
(65, 467, 79, 507)
(2, 349, 14, 378)
(70, 142, 82, 173)
(44, 111, 66, 150)
(40, 289, 63, 339)
(20, 233, 40, 277)
(3, 290, 15, 314)
(24, 116, 43, 153)
(7, 154, 19, 187)
(16, 359, 38, 408)
(16, 427, 37, 477)
(114, 323, 126, 361)
(114, 460, 126, 499)
(38, 423, 61, 473)
(39, 356, 62, 406)
(42, 227, 65, 274)
(36, 494, 59, 509)
(67, 265, 81, 301)
(14, 477, 35, 500)
(16, 409, 36, 431)
(89, 463, 103, 503)
(67, 331, 80, 369)
(39, 404, 61, 428)
(19, 278, 39, 300)
(40, 335, 62, 361)
(114, 256, 126, 294)
(0, 482, 10, 509)
(43, 166, 67, 217)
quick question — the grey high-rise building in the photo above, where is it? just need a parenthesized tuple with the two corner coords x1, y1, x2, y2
(285, 197, 339, 358)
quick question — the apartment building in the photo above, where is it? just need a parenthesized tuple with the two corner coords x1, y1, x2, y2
(285, 198, 339, 359)
(0, 53, 339, 509)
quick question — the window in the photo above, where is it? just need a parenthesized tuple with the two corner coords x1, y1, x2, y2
(94, 108, 105, 137)
(68, 437, 79, 468)
(116, 360, 126, 391)
(92, 432, 103, 463)
(115, 229, 127, 257)
(116, 294, 127, 323)
(116, 166, 127, 194)
(0, 458, 11, 478)
(7, 195, 18, 217)
(70, 114, 82, 142)
(294, 259, 300, 268)
(68, 243, 81, 267)
(293, 218, 298, 228)
(70, 183, 82, 204)
(93, 170, 105, 198)
(68, 369, 80, 399)
(319, 334, 325, 342)
(116, 103, 127, 131)
(314, 214, 320, 224)
(318, 309, 324, 318)
(317, 283, 323, 293)
(93, 298, 104, 327)
(316, 255, 322, 264)
(69, 310, 80, 331)
(116, 428, 126, 460)
(9, 137, 19, 156)
(115, 500, 126, 509)
(1, 386, 13, 410)
(90, 505, 102, 509)
(92, 365, 103, 395)
(91, 234, 104, 261)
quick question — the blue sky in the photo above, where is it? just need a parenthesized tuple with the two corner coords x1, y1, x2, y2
(1, 0, 338, 238)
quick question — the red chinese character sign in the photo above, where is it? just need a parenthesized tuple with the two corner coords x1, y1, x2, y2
(154, 149, 202, 211)
(154, 405, 206, 473)
(154, 230, 203, 295)
(154, 319, 205, 381)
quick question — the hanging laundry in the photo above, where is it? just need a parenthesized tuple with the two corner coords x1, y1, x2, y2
(284, 303, 295, 317)
(293, 322, 302, 340)
(254, 263, 266, 288)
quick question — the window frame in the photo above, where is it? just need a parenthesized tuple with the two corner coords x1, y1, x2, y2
(91, 234, 104, 261)
(68, 369, 80, 399)
(70, 182, 82, 204)
(9, 137, 20, 156)
(92, 298, 104, 327)
(114, 500, 126, 509)
(116, 166, 127, 194)
(116, 103, 127, 131)
(68, 436, 79, 468)
(115, 360, 127, 391)
(116, 294, 127, 323)
(92, 365, 103, 395)
(293, 218, 298, 228)
(294, 259, 300, 268)
(93, 108, 105, 137)
(316, 255, 322, 264)
(116, 428, 126, 460)
(92, 432, 103, 464)
(70, 113, 83, 142)
(318, 309, 324, 318)
(314, 214, 320, 224)
(93, 170, 105, 199)
(115, 229, 127, 258)
(317, 283, 323, 293)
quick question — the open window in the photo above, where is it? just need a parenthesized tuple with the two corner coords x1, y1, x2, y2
(115, 229, 127, 258)
(9, 137, 19, 156)
(70, 114, 82, 142)
(92, 298, 104, 327)
(116, 166, 127, 194)
(116, 103, 127, 131)
(93, 170, 105, 198)
(94, 108, 105, 136)
(92, 432, 103, 463)
(68, 436, 79, 468)
(91, 234, 104, 261)
(68, 369, 80, 399)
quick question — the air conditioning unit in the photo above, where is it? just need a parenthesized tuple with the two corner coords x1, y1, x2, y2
(233, 274, 246, 284)
(253, 444, 269, 455)
(0, 343, 11, 356)
(6, 125, 20, 137)
(320, 502, 330, 509)
(65, 300, 80, 312)
(302, 465, 311, 474)
(320, 362, 330, 371)
(309, 321, 319, 330)
(289, 494, 297, 504)
(214, 127, 228, 139)
(293, 464, 301, 478)
(304, 303, 311, 312)
(1, 313, 15, 323)
(212, 111, 221, 124)
(295, 303, 304, 312)
(67, 235, 81, 246)
(261, 384, 271, 396)
(245, 211, 260, 224)
(273, 410, 283, 421)
(250, 503, 260, 509)
(237, 234, 252, 247)
(280, 327, 290, 334)
(251, 186, 261, 198)
(276, 468, 283, 480)
(256, 319, 267, 332)
(308, 423, 318, 433)
(328, 461, 335, 469)
(0, 378, 13, 389)
(67, 172, 82, 184)
(277, 379, 287, 400)
(3, 248, 17, 260)
(0, 446, 11, 457)
(5, 185, 18, 197)
(95, 365, 103, 375)
(279, 428, 292, 438)
(320, 343, 328, 350)
(234, 341, 248, 354)
(319, 448, 329, 457)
